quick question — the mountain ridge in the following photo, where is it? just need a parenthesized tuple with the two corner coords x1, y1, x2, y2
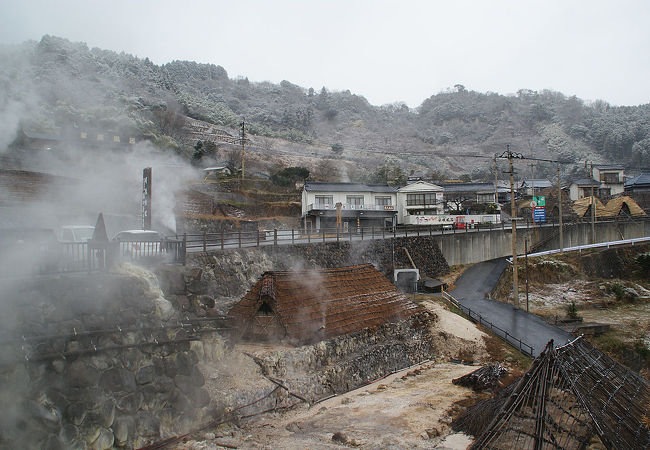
(1, 35, 649, 182)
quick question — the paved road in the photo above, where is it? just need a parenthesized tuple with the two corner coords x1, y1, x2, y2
(452, 257, 573, 356)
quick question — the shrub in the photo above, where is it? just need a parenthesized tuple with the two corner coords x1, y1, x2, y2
(566, 301, 579, 320)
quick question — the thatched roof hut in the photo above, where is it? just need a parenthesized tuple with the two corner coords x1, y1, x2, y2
(572, 196, 608, 218)
(227, 264, 424, 344)
(604, 196, 646, 217)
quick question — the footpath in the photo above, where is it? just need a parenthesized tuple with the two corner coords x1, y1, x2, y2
(451, 258, 573, 356)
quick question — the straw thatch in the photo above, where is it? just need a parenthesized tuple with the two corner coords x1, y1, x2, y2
(227, 264, 424, 344)
(604, 196, 646, 217)
(572, 196, 608, 218)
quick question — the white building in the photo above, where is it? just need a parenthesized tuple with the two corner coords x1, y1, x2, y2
(396, 181, 445, 225)
(301, 182, 398, 231)
(592, 165, 625, 197)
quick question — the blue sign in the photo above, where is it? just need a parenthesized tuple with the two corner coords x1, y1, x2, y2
(533, 207, 546, 223)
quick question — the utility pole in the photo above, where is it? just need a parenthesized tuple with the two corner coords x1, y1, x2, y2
(529, 163, 536, 199)
(557, 165, 563, 253)
(586, 161, 596, 244)
(499, 144, 523, 309)
(240, 118, 246, 182)
(494, 155, 499, 207)
(530, 163, 536, 228)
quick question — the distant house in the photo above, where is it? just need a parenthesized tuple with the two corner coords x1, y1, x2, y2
(396, 181, 445, 225)
(520, 179, 553, 197)
(592, 164, 625, 197)
(227, 264, 424, 344)
(10, 129, 61, 151)
(625, 172, 650, 211)
(440, 182, 498, 208)
(203, 166, 231, 180)
(301, 182, 398, 231)
(10, 126, 139, 152)
(568, 178, 601, 201)
(625, 173, 650, 194)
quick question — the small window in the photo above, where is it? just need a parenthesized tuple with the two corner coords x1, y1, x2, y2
(375, 196, 392, 206)
(97, 134, 104, 141)
(346, 196, 364, 206)
(315, 195, 333, 207)
(113, 135, 120, 143)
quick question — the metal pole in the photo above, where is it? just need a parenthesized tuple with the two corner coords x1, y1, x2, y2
(509, 146, 520, 309)
(590, 162, 596, 244)
(558, 165, 563, 252)
(525, 239, 529, 313)
(240, 119, 246, 181)
(494, 154, 499, 209)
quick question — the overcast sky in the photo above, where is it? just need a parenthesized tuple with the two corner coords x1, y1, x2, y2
(1, 0, 649, 108)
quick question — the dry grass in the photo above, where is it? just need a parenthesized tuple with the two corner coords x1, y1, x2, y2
(439, 264, 472, 291)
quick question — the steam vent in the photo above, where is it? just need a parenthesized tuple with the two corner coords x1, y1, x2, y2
(228, 264, 424, 344)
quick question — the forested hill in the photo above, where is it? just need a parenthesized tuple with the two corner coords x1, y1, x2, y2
(2, 35, 650, 181)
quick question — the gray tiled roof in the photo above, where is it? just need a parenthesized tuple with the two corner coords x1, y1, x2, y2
(521, 179, 553, 188)
(625, 173, 650, 187)
(595, 164, 624, 170)
(571, 178, 600, 187)
(304, 182, 397, 193)
(439, 182, 495, 193)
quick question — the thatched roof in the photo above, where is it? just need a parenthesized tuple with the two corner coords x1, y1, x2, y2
(604, 196, 646, 217)
(572, 196, 608, 218)
(228, 264, 424, 344)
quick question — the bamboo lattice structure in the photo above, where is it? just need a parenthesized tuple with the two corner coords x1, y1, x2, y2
(472, 337, 650, 450)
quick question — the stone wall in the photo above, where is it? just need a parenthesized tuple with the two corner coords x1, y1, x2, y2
(248, 312, 437, 402)
(0, 267, 223, 449)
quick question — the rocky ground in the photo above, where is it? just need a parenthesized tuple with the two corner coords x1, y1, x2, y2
(175, 295, 528, 450)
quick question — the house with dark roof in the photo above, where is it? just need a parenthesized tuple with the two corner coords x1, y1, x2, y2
(519, 178, 553, 196)
(568, 178, 601, 201)
(592, 164, 625, 197)
(301, 182, 398, 231)
(625, 172, 650, 194)
(227, 264, 424, 344)
(625, 172, 650, 210)
(440, 182, 499, 206)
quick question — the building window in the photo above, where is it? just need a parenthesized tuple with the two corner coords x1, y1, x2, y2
(315, 196, 333, 207)
(477, 193, 494, 203)
(375, 196, 392, 206)
(601, 173, 620, 183)
(599, 188, 611, 197)
(406, 193, 437, 206)
(346, 196, 364, 206)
